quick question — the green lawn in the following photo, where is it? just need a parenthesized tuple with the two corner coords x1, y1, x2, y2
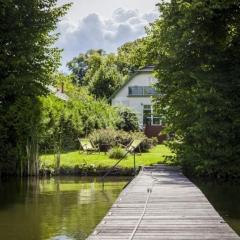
(40, 144, 174, 170)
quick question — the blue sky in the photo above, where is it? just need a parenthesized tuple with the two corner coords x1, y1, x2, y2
(56, 0, 159, 71)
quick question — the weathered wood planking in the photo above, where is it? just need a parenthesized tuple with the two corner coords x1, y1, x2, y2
(87, 165, 240, 240)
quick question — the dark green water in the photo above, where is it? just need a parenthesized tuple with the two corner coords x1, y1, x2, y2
(0, 177, 130, 240)
(193, 179, 240, 236)
(0, 177, 239, 239)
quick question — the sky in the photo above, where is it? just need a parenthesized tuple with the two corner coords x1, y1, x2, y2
(56, 0, 159, 72)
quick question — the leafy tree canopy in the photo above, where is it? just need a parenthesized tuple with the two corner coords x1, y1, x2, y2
(88, 62, 124, 99)
(148, 0, 240, 177)
(67, 37, 152, 99)
(67, 49, 105, 86)
(116, 38, 150, 75)
(0, 0, 70, 175)
(115, 106, 139, 132)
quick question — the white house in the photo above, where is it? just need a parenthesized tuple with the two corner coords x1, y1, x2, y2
(111, 66, 162, 129)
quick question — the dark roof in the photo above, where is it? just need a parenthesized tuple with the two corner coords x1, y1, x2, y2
(109, 66, 154, 100)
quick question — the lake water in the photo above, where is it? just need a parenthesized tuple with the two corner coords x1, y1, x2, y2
(0, 177, 130, 240)
(192, 179, 240, 236)
(0, 177, 239, 239)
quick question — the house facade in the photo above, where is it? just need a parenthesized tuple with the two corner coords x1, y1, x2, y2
(111, 66, 162, 129)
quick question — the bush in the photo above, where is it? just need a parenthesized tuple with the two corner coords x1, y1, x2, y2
(89, 128, 134, 151)
(115, 106, 139, 131)
(89, 128, 156, 152)
(147, 0, 240, 178)
(88, 128, 118, 151)
(39, 90, 120, 153)
(109, 147, 127, 159)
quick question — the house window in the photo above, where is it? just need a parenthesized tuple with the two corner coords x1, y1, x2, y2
(128, 86, 156, 96)
(143, 105, 162, 126)
(144, 86, 156, 95)
(143, 105, 152, 125)
(128, 86, 143, 96)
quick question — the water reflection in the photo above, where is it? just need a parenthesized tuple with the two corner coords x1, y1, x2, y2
(192, 179, 240, 236)
(0, 177, 130, 240)
(1, 177, 239, 239)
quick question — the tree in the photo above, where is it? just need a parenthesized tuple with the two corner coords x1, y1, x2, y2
(88, 63, 123, 99)
(67, 50, 124, 99)
(54, 73, 75, 96)
(39, 89, 120, 152)
(148, 0, 240, 177)
(67, 49, 105, 86)
(115, 106, 139, 132)
(117, 38, 150, 75)
(0, 0, 70, 175)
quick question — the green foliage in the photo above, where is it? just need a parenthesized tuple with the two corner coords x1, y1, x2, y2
(115, 106, 139, 131)
(116, 38, 150, 75)
(109, 147, 127, 160)
(148, 0, 240, 178)
(67, 50, 125, 99)
(39, 95, 79, 153)
(0, 0, 70, 175)
(89, 129, 125, 151)
(67, 38, 152, 99)
(39, 90, 120, 153)
(88, 63, 124, 99)
(67, 49, 105, 86)
(89, 128, 154, 153)
(54, 73, 76, 96)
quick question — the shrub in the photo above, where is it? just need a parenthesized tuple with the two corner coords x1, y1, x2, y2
(39, 90, 120, 153)
(115, 106, 139, 131)
(151, 137, 159, 146)
(89, 128, 133, 151)
(109, 147, 127, 159)
(88, 128, 118, 151)
(89, 128, 155, 153)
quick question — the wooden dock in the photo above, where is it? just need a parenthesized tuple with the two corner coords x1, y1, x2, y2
(87, 165, 240, 240)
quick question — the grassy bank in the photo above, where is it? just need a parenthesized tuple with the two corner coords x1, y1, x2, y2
(40, 145, 174, 175)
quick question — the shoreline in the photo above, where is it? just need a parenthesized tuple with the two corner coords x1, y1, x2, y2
(39, 166, 138, 177)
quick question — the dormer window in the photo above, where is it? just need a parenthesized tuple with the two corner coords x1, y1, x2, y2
(128, 86, 156, 96)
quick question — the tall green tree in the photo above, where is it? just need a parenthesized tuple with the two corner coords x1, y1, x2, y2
(88, 63, 123, 99)
(39, 88, 120, 152)
(67, 49, 105, 86)
(0, 0, 70, 175)
(68, 50, 124, 99)
(148, 0, 240, 177)
(117, 38, 150, 75)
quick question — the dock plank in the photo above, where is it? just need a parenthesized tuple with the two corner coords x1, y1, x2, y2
(87, 165, 240, 240)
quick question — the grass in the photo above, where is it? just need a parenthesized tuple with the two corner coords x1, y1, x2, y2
(40, 144, 174, 170)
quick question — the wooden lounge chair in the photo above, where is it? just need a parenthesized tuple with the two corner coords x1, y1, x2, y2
(120, 139, 143, 154)
(78, 138, 100, 154)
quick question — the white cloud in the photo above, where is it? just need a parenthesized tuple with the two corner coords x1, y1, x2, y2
(56, 8, 159, 71)
(112, 8, 139, 22)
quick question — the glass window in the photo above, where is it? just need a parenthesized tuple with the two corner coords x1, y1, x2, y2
(143, 105, 163, 126)
(143, 105, 152, 125)
(143, 105, 151, 110)
(128, 86, 156, 96)
(153, 117, 161, 125)
(143, 87, 156, 96)
(128, 86, 143, 96)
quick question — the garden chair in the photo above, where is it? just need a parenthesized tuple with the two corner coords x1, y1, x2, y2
(119, 139, 143, 154)
(78, 138, 100, 154)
